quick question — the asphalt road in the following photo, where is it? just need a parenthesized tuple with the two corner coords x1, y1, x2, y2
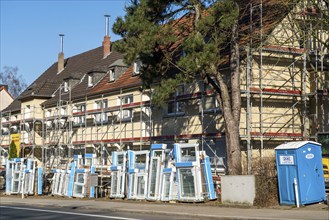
(0, 205, 193, 220)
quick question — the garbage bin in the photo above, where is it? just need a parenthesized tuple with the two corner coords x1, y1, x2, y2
(275, 141, 326, 206)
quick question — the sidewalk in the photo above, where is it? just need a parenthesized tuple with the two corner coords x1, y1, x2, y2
(0, 195, 328, 220)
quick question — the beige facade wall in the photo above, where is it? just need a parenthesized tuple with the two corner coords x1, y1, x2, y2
(1, 1, 328, 164)
(0, 90, 13, 111)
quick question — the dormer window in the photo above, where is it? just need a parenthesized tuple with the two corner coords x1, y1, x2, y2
(64, 81, 69, 92)
(133, 60, 141, 75)
(109, 69, 115, 82)
(88, 74, 93, 87)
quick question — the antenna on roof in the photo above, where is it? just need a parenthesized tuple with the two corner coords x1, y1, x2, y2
(58, 34, 65, 73)
(103, 15, 111, 58)
(104, 15, 110, 36)
(59, 34, 64, 53)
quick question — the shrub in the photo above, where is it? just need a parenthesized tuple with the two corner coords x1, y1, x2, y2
(252, 157, 279, 207)
(8, 141, 17, 160)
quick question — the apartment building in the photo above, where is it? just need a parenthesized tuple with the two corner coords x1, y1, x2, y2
(0, 0, 328, 173)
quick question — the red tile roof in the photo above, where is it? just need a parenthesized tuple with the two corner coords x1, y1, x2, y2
(88, 67, 142, 96)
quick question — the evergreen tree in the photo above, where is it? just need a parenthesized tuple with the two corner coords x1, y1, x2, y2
(8, 141, 17, 160)
(113, 0, 242, 174)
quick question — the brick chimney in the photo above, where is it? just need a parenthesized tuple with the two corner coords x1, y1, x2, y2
(58, 34, 65, 73)
(102, 15, 111, 58)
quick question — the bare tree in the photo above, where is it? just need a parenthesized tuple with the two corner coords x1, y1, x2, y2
(0, 66, 27, 98)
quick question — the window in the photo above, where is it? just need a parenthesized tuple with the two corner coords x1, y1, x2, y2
(45, 120, 52, 129)
(119, 95, 133, 120)
(94, 99, 108, 123)
(4, 116, 9, 122)
(60, 107, 67, 116)
(201, 81, 220, 113)
(181, 50, 187, 57)
(167, 85, 185, 115)
(73, 173, 87, 198)
(45, 110, 52, 118)
(11, 125, 18, 133)
(64, 81, 69, 92)
(74, 116, 85, 125)
(179, 168, 196, 198)
(1, 127, 9, 135)
(25, 105, 31, 118)
(109, 69, 115, 82)
(95, 99, 108, 110)
(133, 60, 141, 75)
(73, 104, 86, 126)
(202, 96, 220, 113)
(74, 103, 86, 113)
(88, 74, 93, 87)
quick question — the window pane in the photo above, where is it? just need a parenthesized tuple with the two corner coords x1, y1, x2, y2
(181, 147, 196, 162)
(149, 159, 158, 197)
(76, 185, 83, 194)
(118, 155, 124, 166)
(135, 154, 146, 170)
(111, 172, 118, 195)
(179, 168, 195, 198)
(162, 173, 171, 199)
(77, 174, 84, 183)
(137, 176, 145, 196)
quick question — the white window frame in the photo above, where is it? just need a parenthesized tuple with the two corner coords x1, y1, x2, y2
(119, 95, 133, 120)
(133, 60, 141, 75)
(94, 99, 108, 123)
(64, 81, 69, 92)
(202, 96, 220, 113)
(73, 172, 87, 198)
(167, 85, 185, 116)
(109, 69, 115, 82)
(60, 107, 67, 116)
(25, 105, 31, 119)
(88, 74, 93, 87)
(45, 120, 52, 129)
(74, 115, 85, 126)
(74, 103, 86, 113)
(1, 127, 9, 135)
(45, 109, 52, 118)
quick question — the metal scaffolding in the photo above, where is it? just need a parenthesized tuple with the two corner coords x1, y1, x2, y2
(0, 0, 327, 176)
(242, 1, 328, 173)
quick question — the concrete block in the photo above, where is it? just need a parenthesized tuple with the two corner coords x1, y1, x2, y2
(221, 175, 255, 205)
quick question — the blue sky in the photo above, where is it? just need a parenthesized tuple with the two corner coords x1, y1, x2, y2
(0, 0, 127, 86)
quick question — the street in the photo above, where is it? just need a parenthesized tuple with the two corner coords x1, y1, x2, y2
(0, 205, 193, 220)
(0, 196, 328, 220)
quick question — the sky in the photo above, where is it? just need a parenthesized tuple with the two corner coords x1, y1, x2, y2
(0, 0, 127, 86)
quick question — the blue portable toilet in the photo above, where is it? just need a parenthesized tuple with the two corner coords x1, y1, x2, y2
(275, 141, 326, 205)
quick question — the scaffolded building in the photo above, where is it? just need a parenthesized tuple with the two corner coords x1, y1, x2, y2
(1, 0, 328, 176)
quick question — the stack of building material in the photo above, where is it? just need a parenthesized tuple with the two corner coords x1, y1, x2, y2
(6, 158, 42, 196)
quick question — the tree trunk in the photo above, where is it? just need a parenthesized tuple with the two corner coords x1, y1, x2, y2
(227, 4, 242, 175)
(225, 118, 242, 175)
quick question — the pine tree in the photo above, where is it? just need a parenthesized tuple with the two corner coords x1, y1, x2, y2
(113, 0, 242, 174)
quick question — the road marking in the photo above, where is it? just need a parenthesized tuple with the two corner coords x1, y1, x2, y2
(0, 206, 141, 220)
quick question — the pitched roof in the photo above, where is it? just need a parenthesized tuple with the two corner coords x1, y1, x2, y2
(42, 50, 125, 107)
(159, 0, 293, 66)
(18, 46, 108, 101)
(88, 67, 142, 96)
(3, 0, 294, 111)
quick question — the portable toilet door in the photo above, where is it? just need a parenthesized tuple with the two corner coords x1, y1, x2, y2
(275, 141, 326, 205)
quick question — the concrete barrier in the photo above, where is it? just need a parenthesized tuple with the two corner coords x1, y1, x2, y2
(221, 175, 255, 205)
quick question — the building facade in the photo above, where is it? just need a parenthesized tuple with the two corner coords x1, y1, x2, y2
(1, 0, 328, 174)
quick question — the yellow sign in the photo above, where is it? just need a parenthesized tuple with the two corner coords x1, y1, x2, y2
(11, 134, 20, 156)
